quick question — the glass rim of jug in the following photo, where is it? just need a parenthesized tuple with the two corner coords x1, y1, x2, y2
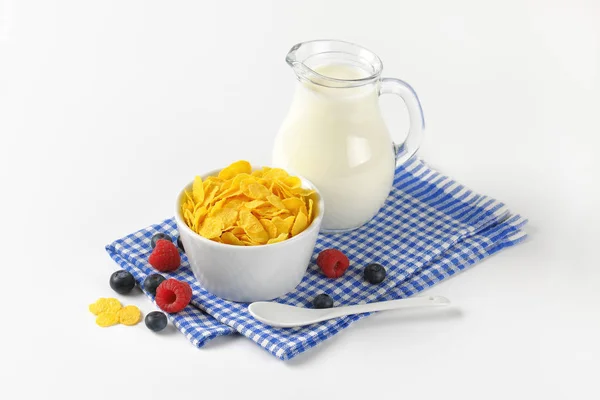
(285, 39, 383, 89)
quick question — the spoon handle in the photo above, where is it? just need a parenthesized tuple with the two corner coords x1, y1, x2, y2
(322, 296, 450, 320)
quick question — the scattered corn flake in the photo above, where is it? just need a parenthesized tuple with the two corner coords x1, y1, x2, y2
(117, 305, 142, 326)
(89, 298, 122, 315)
(90, 298, 143, 328)
(96, 311, 119, 327)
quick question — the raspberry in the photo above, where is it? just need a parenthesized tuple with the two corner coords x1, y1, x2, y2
(316, 249, 350, 278)
(155, 279, 192, 313)
(148, 239, 180, 272)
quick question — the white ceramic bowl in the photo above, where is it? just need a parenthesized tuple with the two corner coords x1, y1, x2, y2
(174, 168, 324, 303)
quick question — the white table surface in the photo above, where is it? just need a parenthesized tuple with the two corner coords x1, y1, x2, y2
(2, 1, 599, 399)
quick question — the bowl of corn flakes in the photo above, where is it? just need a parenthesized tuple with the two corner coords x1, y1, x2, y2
(175, 160, 324, 302)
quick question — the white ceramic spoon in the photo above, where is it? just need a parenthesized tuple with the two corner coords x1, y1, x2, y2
(248, 295, 450, 328)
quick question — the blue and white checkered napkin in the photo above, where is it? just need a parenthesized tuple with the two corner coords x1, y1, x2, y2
(106, 158, 527, 360)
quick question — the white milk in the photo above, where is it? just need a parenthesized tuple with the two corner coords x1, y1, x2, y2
(273, 64, 396, 231)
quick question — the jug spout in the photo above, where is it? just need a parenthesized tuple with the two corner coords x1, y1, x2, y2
(285, 40, 382, 89)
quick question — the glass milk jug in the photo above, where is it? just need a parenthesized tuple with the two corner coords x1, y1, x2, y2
(272, 40, 425, 232)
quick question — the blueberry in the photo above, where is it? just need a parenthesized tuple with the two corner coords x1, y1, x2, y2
(145, 311, 168, 332)
(364, 263, 386, 284)
(177, 236, 185, 252)
(312, 293, 334, 309)
(143, 273, 166, 296)
(109, 270, 136, 294)
(151, 233, 172, 249)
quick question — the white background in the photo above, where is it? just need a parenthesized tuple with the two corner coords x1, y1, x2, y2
(1, 0, 599, 399)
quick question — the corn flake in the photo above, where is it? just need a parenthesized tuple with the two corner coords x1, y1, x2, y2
(224, 198, 245, 210)
(260, 218, 278, 238)
(264, 168, 289, 180)
(96, 312, 119, 327)
(270, 215, 295, 236)
(266, 195, 286, 210)
(89, 298, 121, 315)
(203, 185, 219, 207)
(221, 232, 245, 246)
(291, 211, 308, 236)
(244, 199, 266, 209)
(192, 176, 204, 204)
(245, 183, 271, 200)
(199, 216, 224, 239)
(117, 305, 142, 326)
(218, 160, 252, 179)
(282, 197, 307, 215)
(212, 208, 238, 228)
(267, 233, 289, 244)
(282, 176, 301, 189)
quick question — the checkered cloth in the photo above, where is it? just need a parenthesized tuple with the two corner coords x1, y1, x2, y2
(106, 158, 527, 360)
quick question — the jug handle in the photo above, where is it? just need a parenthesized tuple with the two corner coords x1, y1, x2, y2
(379, 78, 425, 166)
